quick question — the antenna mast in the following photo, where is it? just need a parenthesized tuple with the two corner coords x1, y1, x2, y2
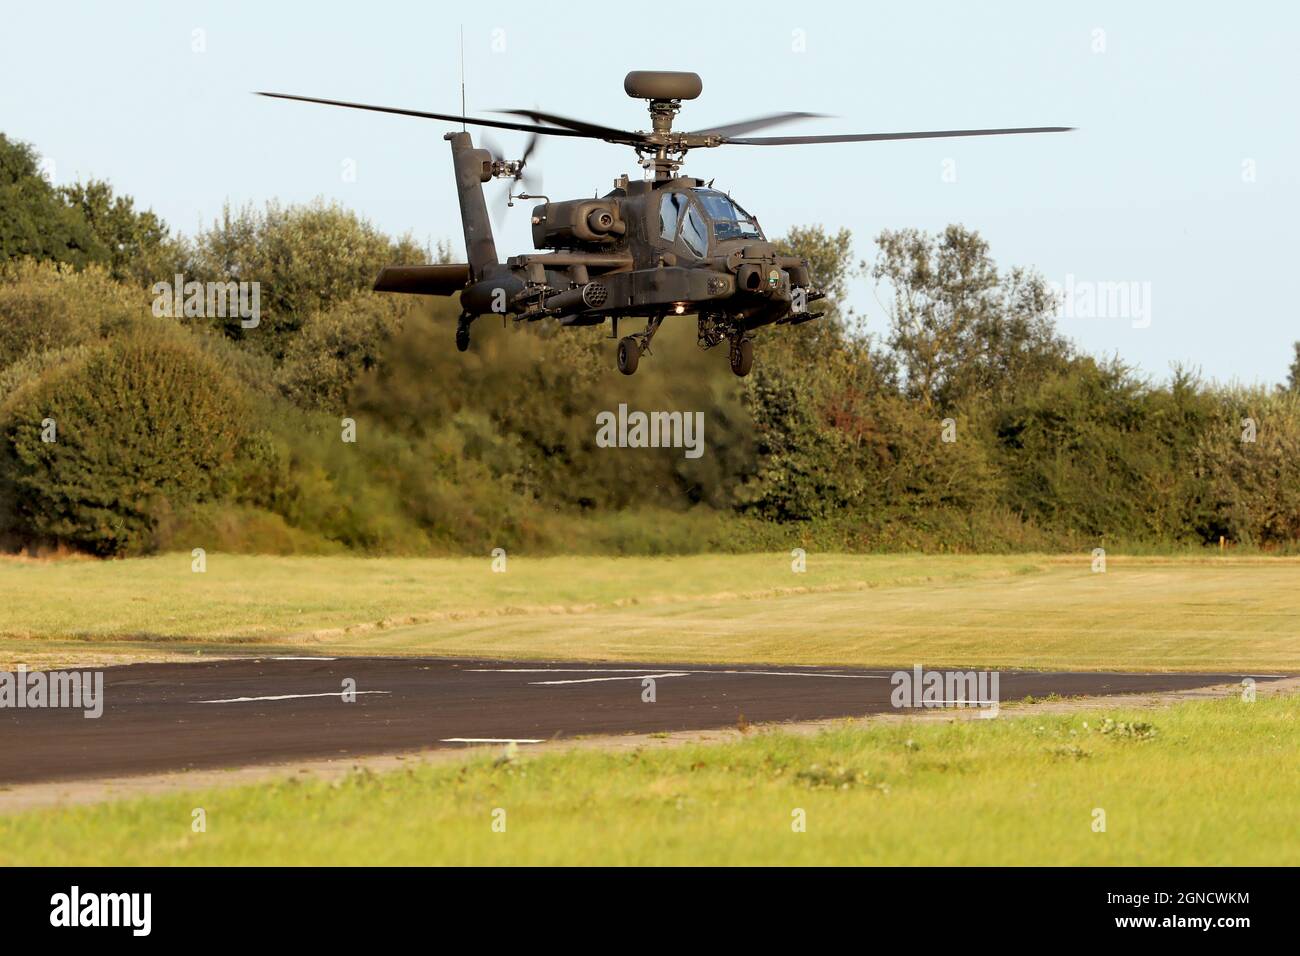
(458, 26, 466, 131)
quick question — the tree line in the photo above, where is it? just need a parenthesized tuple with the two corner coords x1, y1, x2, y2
(2, 131, 1298, 556)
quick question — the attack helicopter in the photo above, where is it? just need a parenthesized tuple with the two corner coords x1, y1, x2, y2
(258, 72, 1070, 376)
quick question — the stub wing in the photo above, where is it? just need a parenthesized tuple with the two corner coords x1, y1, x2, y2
(374, 264, 471, 296)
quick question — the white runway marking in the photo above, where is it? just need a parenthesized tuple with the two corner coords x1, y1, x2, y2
(195, 691, 391, 703)
(469, 668, 668, 674)
(441, 738, 543, 744)
(528, 672, 690, 685)
(470, 667, 888, 680)
(703, 670, 888, 680)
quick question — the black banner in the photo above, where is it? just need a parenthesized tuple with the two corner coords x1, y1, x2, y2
(0, 867, 1280, 941)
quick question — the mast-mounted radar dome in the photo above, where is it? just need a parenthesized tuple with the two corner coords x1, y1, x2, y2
(623, 71, 703, 101)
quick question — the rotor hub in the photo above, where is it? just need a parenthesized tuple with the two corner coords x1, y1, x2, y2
(624, 71, 705, 180)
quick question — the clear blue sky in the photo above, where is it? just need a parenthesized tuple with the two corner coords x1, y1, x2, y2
(3, 1, 1296, 385)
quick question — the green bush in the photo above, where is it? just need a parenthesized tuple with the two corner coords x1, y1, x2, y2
(0, 328, 253, 555)
(738, 361, 869, 520)
(0, 258, 144, 369)
(993, 361, 1216, 543)
(275, 292, 415, 413)
(150, 500, 342, 556)
(351, 310, 755, 513)
(180, 201, 427, 357)
(1194, 389, 1300, 546)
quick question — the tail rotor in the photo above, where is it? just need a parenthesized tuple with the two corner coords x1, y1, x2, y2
(482, 132, 543, 227)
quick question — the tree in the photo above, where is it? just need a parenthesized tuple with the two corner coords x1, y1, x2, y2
(872, 225, 1072, 410)
(768, 224, 883, 372)
(59, 178, 174, 284)
(181, 200, 427, 358)
(1287, 341, 1300, 392)
(0, 133, 106, 269)
(773, 225, 859, 326)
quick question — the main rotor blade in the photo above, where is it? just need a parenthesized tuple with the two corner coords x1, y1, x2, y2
(492, 108, 645, 144)
(725, 126, 1075, 145)
(690, 111, 827, 138)
(255, 92, 602, 139)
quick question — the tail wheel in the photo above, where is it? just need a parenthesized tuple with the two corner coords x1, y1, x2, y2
(455, 325, 470, 352)
(729, 338, 753, 377)
(616, 337, 640, 375)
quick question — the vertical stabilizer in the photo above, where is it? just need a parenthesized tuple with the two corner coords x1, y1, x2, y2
(446, 131, 499, 280)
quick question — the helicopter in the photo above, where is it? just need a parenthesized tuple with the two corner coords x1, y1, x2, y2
(258, 71, 1070, 376)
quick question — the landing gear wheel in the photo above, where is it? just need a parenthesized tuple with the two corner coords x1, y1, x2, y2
(617, 336, 640, 375)
(729, 338, 754, 377)
(455, 325, 470, 352)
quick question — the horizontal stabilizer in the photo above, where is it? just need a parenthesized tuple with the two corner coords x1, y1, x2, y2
(374, 264, 471, 296)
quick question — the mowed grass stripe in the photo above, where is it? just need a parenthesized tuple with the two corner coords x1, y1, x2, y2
(352, 562, 1300, 670)
(1, 554, 1297, 671)
(0, 553, 1035, 640)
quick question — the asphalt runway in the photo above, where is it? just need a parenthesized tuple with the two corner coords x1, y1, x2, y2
(0, 657, 1279, 784)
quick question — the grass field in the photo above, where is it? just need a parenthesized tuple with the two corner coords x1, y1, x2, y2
(1, 693, 1295, 865)
(2, 552, 1295, 866)
(2, 552, 1298, 671)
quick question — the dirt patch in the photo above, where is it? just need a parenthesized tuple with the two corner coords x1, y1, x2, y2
(0, 649, 215, 672)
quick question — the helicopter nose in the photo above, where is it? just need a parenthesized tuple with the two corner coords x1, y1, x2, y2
(736, 264, 765, 292)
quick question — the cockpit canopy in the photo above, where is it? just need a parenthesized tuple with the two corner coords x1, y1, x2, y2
(691, 188, 763, 242)
(658, 186, 763, 256)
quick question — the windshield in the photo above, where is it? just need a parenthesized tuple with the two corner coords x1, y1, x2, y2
(679, 205, 709, 257)
(692, 188, 763, 241)
(659, 192, 686, 240)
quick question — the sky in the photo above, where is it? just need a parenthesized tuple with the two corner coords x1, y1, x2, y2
(2, 0, 1297, 386)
